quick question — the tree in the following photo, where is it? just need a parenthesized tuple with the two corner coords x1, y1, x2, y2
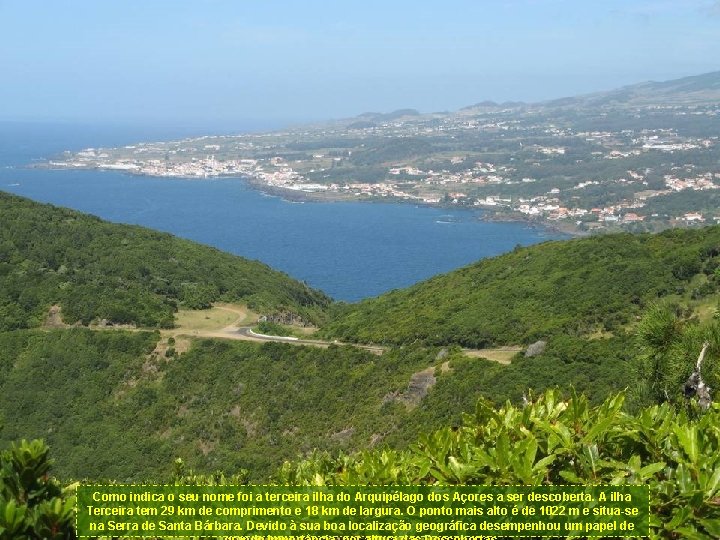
(632, 303, 718, 410)
(0, 439, 75, 539)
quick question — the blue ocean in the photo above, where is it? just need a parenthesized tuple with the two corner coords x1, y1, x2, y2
(0, 121, 566, 301)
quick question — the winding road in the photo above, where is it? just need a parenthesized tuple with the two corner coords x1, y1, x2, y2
(227, 326, 387, 354)
(46, 303, 521, 363)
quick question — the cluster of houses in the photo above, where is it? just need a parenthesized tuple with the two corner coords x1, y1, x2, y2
(62, 148, 720, 228)
(493, 170, 720, 227)
(55, 106, 720, 229)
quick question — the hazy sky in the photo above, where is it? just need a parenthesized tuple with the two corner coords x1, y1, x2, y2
(1, 0, 719, 127)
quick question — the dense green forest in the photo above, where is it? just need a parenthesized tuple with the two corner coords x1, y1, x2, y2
(0, 192, 329, 331)
(321, 227, 720, 347)
(0, 328, 635, 481)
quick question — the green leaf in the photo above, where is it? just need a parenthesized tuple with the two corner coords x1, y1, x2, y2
(559, 470, 584, 483)
(582, 444, 600, 476)
(494, 433, 510, 470)
(448, 456, 475, 482)
(699, 519, 720, 538)
(674, 424, 699, 464)
(666, 505, 692, 530)
(639, 461, 666, 479)
(704, 466, 720, 499)
(676, 463, 695, 495)
(532, 454, 555, 472)
(582, 394, 624, 443)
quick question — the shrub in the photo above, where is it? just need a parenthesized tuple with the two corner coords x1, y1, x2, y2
(278, 390, 720, 539)
(0, 439, 75, 539)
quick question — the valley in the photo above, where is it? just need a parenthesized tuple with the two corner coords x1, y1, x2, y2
(6, 2, 720, 536)
(0, 192, 639, 480)
(2, 188, 719, 538)
(2, 190, 717, 481)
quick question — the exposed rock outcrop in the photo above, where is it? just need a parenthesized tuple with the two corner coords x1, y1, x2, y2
(525, 340, 547, 357)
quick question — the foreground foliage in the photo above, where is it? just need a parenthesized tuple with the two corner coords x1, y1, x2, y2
(279, 390, 720, 539)
(0, 439, 74, 539)
(0, 192, 329, 331)
(632, 303, 720, 409)
(4, 390, 720, 539)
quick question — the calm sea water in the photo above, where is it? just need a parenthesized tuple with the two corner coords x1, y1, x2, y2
(0, 122, 566, 301)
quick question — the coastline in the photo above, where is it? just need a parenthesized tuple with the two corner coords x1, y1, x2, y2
(243, 175, 583, 237)
(33, 162, 581, 238)
(478, 211, 589, 238)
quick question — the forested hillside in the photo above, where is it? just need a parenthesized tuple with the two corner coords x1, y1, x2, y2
(321, 227, 720, 347)
(0, 192, 329, 330)
(278, 389, 720, 539)
(1, 191, 718, 492)
(0, 328, 632, 481)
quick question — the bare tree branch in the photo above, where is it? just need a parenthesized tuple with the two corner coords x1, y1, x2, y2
(684, 341, 712, 410)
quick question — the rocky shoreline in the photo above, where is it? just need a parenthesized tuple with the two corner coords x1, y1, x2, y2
(242, 175, 585, 237)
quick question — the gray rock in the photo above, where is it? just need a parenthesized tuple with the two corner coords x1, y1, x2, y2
(525, 340, 547, 358)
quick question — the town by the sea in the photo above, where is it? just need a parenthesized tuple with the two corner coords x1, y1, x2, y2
(0, 121, 566, 301)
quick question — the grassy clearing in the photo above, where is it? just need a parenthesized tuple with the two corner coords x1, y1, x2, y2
(462, 347, 522, 365)
(692, 296, 718, 322)
(588, 327, 616, 340)
(282, 325, 319, 338)
(173, 304, 256, 332)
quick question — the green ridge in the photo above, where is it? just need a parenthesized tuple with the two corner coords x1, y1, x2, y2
(321, 227, 720, 347)
(0, 191, 330, 331)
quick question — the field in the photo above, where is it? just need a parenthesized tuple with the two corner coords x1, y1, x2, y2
(462, 347, 522, 365)
(172, 303, 257, 333)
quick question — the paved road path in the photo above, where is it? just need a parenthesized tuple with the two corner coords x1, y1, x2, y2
(229, 326, 386, 354)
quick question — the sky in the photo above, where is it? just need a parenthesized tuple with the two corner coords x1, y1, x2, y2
(1, 0, 719, 128)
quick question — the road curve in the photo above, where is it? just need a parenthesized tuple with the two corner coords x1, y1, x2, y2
(231, 326, 386, 354)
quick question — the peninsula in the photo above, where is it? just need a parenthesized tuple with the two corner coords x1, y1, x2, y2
(47, 71, 720, 234)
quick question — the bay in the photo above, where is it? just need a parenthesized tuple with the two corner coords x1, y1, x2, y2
(0, 122, 566, 301)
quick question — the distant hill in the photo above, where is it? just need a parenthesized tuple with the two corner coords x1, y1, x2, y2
(459, 100, 527, 112)
(321, 227, 720, 347)
(356, 109, 422, 121)
(459, 71, 720, 114)
(543, 71, 720, 108)
(0, 192, 330, 330)
(357, 71, 720, 120)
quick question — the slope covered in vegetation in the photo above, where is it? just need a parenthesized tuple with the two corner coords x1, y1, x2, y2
(321, 227, 720, 347)
(0, 328, 633, 481)
(5, 389, 720, 539)
(0, 191, 649, 482)
(3, 193, 719, 482)
(0, 328, 441, 479)
(1, 195, 719, 539)
(0, 191, 330, 330)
